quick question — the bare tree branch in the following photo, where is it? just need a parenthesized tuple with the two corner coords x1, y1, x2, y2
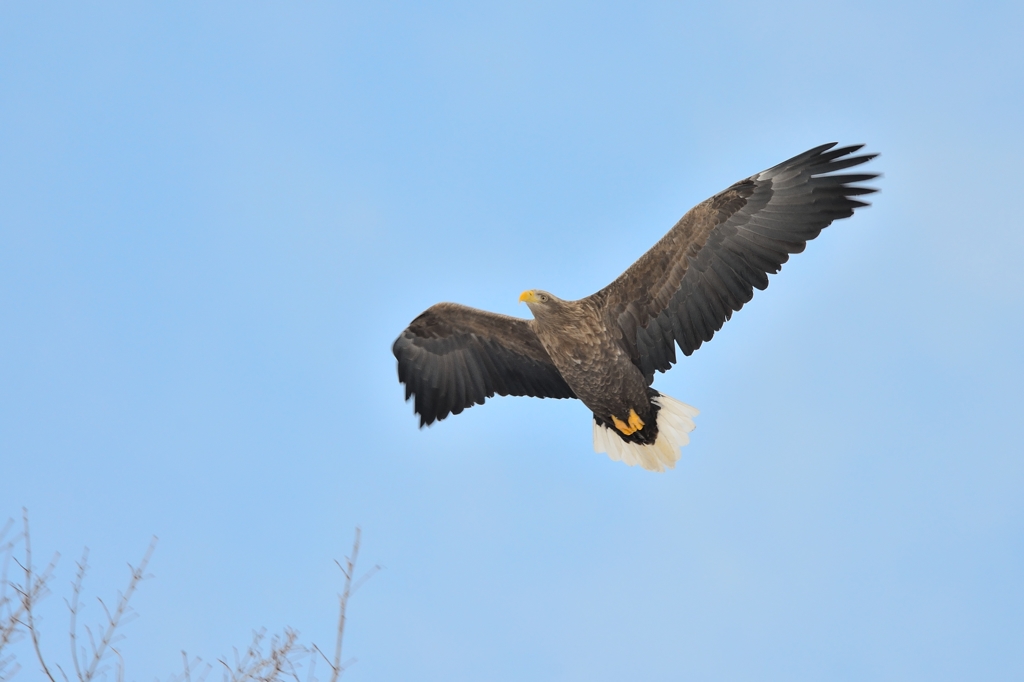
(68, 548, 88, 682)
(2, 514, 377, 682)
(167, 651, 210, 682)
(218, 628, 304, 682)
(76, 537, 157, 682)
(0, 518, 23, 681)
(319, 527, 380, 682)
(17, 509, 61, 682)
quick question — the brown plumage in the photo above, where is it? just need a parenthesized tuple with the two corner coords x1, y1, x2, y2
(393, 143, 878, 470)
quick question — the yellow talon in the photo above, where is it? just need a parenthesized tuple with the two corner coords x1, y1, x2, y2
(612, 409, 645, 435)
(628, 409, 644, 432)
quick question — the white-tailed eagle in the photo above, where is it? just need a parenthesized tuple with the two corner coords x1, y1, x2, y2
(394, 143, 878, 471)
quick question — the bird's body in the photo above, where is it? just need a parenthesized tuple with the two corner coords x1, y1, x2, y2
(526, 293, 657, 444)
(393, 143, 878, 471)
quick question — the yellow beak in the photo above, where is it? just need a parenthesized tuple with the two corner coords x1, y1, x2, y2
(519, 290, 537, 304)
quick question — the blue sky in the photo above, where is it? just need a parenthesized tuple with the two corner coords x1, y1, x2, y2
(2, 1, 1022, 680)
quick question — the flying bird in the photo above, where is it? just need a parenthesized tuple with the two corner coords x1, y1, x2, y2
(393, 143, 878, 471)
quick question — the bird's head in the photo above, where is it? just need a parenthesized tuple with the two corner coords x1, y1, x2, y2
(519, 289, 563, 318)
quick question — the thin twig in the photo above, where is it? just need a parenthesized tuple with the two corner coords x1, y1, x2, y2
(321, 527, 380, 682)
(329, 531, 357, 682)
(68, 548, 89, 682)
(19, 509, 60, 682)
(170, 651, 209, 682)
(78, 537, 157, 682)
(0, 526, 24, 653)
(0, 520, 14, 554)
(1, 519, 23, 682)
(112, 646, 124, 682)
(218, 628, 304, 682)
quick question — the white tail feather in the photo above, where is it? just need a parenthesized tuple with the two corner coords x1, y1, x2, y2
(592, 394, 699, 472)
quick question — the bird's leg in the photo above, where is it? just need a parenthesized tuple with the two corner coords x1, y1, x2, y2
(612, 409, 645, 436)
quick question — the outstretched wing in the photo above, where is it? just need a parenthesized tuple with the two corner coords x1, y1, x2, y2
(591, 143, 878, 382)
(393, 302, 576, 426)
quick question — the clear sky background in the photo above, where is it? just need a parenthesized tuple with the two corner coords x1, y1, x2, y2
(2, 1, 1023, 680)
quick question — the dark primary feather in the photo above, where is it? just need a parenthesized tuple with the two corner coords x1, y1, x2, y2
(591, 143, 878, 382)
(393, 303, 576, 426)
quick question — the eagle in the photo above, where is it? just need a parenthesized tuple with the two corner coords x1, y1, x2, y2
(393, 143, 878, 471)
